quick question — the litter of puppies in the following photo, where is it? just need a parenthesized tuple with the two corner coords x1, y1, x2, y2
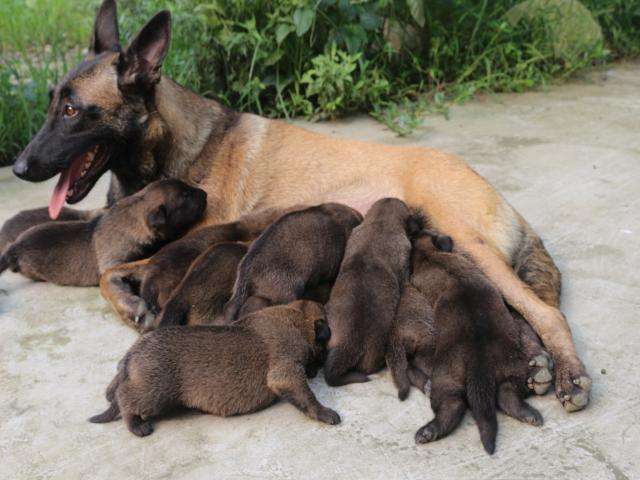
(1, 189, 554, 454)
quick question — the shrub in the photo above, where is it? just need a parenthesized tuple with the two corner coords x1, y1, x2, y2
(0, 0, 638, 165)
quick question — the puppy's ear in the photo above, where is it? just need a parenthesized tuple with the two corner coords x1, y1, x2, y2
(117, 10, 171, 93)
(147, 204, 167, 232)
(406, 211, 425, 239)
(433, 234, 453, 252)
(314, 319, 331, 344)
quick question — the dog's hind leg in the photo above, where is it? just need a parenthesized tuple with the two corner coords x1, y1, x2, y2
(415, 394, 466, 445)
(324, 346, 369, 386)
(498, 382, 543, 426)
(385, 336, 411, 400)
(459, 237, 590, 412)
(268, 363, 341, 425)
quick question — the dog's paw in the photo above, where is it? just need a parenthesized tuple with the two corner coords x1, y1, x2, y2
(316, 407, 341, 425)
(527, 352, 554, 395)
(415, 422, 439, 444)
(556, 360, 592, 412)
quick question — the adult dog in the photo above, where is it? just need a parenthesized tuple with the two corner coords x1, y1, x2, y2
(11, 0, 590, 412)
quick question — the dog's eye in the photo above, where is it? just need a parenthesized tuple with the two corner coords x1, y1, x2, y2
(63, 104, 78, 118)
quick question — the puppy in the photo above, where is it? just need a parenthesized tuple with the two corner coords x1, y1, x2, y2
(323, 198, 423, 386)
(0, 207, 97, 254)
(89, 300, 338, 437)
(387, 231, 553, 454)
(151, 242, 248, 329)
(223, 203, 363, 322)
(0, 180, 206, 286)
(99, 206, 303, 327)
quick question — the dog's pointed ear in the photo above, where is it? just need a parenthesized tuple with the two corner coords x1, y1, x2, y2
(147, 204, 167, 232)
(118, 10, 172, 92)
(90, 0, 120, 55)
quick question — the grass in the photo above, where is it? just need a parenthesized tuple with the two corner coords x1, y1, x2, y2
(0, 0, 639, 166)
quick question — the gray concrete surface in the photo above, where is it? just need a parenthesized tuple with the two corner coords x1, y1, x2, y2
(1, 62, 639, 480)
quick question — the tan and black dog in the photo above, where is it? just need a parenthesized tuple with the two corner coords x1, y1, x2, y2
(322, 198, 423, 386)
(89, 300, 337, 437)
(223, 203, 362, 322)
(387, 232, 554, 454)
(150, 241, 248, 329)
(100, 206, 299, 328)
(12, 0, 590, 410)
(0, 180, 206, 286)
(0, 207, 97, 255)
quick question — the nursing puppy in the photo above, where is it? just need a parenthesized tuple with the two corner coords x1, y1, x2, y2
(223, 203, 363, 322)
(0, 180, 206, 286)
(89, 300, 338, 437)
(0, 207, 97, 254)
(387, 232, 552, 454)
(100, 206, 302, 327)
(150, 242, 248, 329)
(323, 198, 424, 386)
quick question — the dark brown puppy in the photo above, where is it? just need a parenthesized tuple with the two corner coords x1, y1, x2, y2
(387, 232, 553, 454)
(0, 180, 206, 286)
(89, 300, 338, 437)
(150, 242, 248, 329)
(0, 207, 98, 254)
(322, 198, 423, 386)
(100, 206, 302, 327)
(223, 203, 363, 322)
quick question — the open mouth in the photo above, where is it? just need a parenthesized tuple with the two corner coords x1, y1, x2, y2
(48, 145, 110, 219)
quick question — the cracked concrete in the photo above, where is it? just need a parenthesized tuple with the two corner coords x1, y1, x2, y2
(1, 62, 639, 479)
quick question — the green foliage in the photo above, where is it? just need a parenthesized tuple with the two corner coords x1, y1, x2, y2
(0, 0, 639, 164)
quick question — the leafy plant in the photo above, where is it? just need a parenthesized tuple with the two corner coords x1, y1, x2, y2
(0, 0, 638, 165)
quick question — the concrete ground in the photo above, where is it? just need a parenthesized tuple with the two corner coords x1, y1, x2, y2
(1, 62, 639, 480)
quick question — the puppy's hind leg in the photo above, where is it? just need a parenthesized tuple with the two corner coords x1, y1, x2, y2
(268, 363, 341, 425)
(324, 346, 369, 386)
(498, 382, 543, 427)
(123, 412, 154, 437)
(415, 395, 466, 446)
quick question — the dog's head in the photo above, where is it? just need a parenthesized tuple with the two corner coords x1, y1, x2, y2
(13, 0, 172, 219)
(136, 179, 208, 240)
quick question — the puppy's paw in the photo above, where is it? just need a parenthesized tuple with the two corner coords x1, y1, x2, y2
(415, 422, 439, 444)
(398, 386, 410, 401)
(527, 352, 554, 395)
(131, 420, 154, 437)
(316, 407, 341, 425)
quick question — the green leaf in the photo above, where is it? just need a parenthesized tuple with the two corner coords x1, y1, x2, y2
(406, 0, 425, 27)
(360, 11, 381, 31)
(293, 7, 315, 37)
(276, 23, 295, 44)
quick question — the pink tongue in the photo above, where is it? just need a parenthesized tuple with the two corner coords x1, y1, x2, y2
(48, 154, 86, 219)
(49, 169, 73, 219)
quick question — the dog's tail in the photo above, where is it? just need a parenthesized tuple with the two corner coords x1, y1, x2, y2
(89, 352, 130, 423)
(88, 401, 120, 423)
(223, 272, 250, 323)
(465, 348, 498, 454)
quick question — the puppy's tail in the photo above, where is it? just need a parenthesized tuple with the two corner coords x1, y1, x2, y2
(89, 401, 120, 423)
(89, 352, 130, 423)
(466, 362, 498, 455)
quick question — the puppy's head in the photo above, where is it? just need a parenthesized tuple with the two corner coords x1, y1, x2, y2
(288, 299, 331, 354)
(140, 179, 207, 239)
(413, 229, 453, 253)
(320, 203, 363, 231)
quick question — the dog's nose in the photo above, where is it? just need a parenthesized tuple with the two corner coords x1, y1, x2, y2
(12, 156, 30, 179)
